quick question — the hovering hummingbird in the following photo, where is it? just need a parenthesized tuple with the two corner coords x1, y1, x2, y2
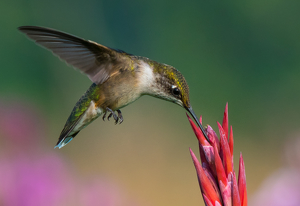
(18, 26, 209, 148)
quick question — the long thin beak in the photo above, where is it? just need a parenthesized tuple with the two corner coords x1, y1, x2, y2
(186, 107, 210, 142)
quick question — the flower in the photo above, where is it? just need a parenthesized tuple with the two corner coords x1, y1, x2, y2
(188, 103, 247, 206)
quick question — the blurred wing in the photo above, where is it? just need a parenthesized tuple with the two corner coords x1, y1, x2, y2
(18, 26, 130, 84)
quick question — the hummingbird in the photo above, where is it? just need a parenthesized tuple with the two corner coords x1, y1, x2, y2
(18, 26, 209, 148)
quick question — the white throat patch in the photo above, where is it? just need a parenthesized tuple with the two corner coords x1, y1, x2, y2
(138, 61, 155, 93)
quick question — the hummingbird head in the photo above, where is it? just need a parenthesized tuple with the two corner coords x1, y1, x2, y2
(160, 66, 191, 109)
(146, 60, 210, 142)
(145, 61, 190, 108)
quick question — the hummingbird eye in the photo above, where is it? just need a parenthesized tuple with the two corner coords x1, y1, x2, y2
(172, 86, 181, 96)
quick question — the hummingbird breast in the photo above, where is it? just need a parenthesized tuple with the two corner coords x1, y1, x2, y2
(96, 66, 143, 110)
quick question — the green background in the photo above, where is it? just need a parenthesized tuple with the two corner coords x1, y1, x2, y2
(1, 0, 299, 205)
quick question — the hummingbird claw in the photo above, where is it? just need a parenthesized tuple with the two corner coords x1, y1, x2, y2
(114, 117, 119, 125)
(107, 112, 113, 121)
(102, 111, 107, 121)
(117, 110, 123, 124)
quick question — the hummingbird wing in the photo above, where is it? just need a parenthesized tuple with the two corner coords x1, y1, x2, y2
(18, 26, 131, 84)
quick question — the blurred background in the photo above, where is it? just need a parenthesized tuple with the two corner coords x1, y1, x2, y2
(1, 0, 300, 205)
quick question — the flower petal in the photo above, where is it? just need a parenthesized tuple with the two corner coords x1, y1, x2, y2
(229, 126, 234, 158)
(199, 143, 209, 165)
(187, 114, 210, 146)
(238, 153, 247, 206)
(202, 145, 216, 174)
(202, 162, 222, 201)
(232, 171, 241, 206)
(207, 125, 220, 152)
(222, 103, 229, 139)
(219, 179, 232, 206)
(203, 194, 214, 206)
(218, 122, 233, 176)
(214, 145, 227, 186)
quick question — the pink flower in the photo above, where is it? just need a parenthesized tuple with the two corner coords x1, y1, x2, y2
(188, 103, 247, 206)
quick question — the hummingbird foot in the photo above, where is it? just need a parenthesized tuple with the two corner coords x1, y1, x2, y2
(103, 107, 122, 124)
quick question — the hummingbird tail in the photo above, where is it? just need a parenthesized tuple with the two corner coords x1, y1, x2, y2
(55, 131, 79, 149)
(55, 83, 102, 149)
(55, 100, 102, 149)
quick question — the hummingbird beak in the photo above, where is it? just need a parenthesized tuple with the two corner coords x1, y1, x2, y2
(186, 107, 210, 142)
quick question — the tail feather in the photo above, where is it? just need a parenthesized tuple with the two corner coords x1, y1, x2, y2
(55, 83, 102, 149)
(55, 128, 80, 149)
(55, 136, 73, 149)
